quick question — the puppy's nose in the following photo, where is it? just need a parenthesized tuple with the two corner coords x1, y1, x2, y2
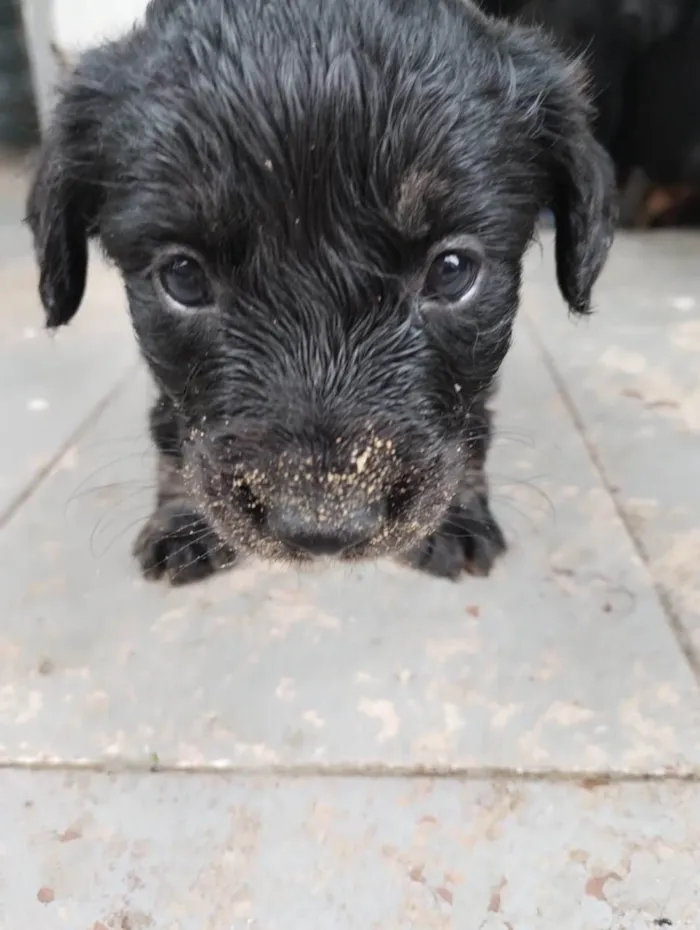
(268, 502, 384, 556)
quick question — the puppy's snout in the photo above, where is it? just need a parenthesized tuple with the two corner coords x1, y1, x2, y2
(267, 500, 386, 557)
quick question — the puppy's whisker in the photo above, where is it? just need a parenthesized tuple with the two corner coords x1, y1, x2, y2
(66, 480, 156, 505)
(143, 528, 228, 572)
(178, 359, 206, 407)
(488, 475, 556, 515)
(489, 496, 549, 537)
(434, 520, 494, 544)
(490, 430, 537, 449)
(65, 459, 157, 511)
(89, 507, 154, 558)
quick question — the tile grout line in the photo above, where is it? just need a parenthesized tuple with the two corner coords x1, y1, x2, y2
(524, 312, 700, 689)
(0, 359, 141, 532)
(1, 759, 700, 782)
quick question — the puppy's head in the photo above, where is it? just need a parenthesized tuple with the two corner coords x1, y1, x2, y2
(27, 0, 615, 563)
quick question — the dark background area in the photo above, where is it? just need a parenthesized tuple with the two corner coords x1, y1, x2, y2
(0, 0, 39, 150)
(478, 0, 700, 227)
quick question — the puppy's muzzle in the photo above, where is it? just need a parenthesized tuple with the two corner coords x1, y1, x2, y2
(202, 423, 416, 556)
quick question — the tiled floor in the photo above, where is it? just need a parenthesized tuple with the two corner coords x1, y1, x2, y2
(1, 161, 700, 928)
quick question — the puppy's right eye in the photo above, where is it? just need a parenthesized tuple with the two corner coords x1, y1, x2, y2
(423, 251, 481, 303)
(157, 256, 213, 309)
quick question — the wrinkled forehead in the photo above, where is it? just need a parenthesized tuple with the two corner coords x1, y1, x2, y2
(102, 40, 532, 260)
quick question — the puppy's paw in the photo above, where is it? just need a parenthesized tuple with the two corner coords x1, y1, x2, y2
(133, 502, 236, 585)
(407, 494, 506, 581)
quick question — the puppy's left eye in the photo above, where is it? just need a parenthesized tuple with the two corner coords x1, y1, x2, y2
(157, 255, 213, 310)
(423, 250, 481, 303)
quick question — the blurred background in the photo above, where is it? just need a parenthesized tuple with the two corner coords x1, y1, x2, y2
(0, 0, 146, 150)
(480, 0, 700, 228)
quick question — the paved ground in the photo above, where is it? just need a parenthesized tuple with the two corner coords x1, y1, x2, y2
(1, 158, 700, 929)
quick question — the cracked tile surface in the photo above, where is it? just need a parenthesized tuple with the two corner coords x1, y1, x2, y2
(2, 771, 700, 930)
(525, 232, 700, 658)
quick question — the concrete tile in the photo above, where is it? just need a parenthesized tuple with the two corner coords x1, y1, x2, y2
(524, 232, 700, 658)
(0, 252, 137, 520)
(1, 769, 699, 929)
(2, 321, 699, 774)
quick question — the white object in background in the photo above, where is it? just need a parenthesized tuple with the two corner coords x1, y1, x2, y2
(52, 0, 148, 56)
(20, 0, 149, 133)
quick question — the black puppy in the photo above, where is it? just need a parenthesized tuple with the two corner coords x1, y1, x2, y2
(26, 0, 615, 585)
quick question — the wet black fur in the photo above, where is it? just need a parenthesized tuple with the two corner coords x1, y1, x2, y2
(26, 0, 615, 584)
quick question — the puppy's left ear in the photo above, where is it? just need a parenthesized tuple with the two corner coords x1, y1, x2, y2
(549, 107, 617, 315)
(508, 26, 618, 314)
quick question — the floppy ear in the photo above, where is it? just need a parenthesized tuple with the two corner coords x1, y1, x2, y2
(25, 78, 104, 328)
(27, 133, 89, 328)
(507, 26, 618, 314)
(549, 105, 617, 315)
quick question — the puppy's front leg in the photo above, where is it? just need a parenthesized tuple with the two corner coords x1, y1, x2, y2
(133, 396, 236, 585)
(409, 481, 506, 581)
(406, 407, 506, 581)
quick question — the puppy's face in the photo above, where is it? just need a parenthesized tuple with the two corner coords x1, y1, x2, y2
(27, 0, 615, 562)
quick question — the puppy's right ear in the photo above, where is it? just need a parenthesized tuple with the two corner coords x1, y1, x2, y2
(26, 89, 102, 328)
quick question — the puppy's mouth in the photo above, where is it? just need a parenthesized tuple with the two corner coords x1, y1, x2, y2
(277, 540, 372, 565)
